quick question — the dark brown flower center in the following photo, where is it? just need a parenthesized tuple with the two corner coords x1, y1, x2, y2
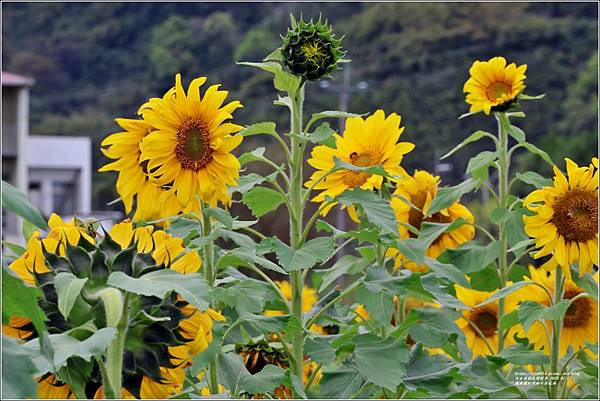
(472, 309, 498, 337)
(563, 290, 589, 328)
(175, 118, 212, 171)
(551, 189, 598, 242)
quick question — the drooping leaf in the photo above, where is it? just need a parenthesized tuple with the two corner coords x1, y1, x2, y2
(239, 147, 266, 165)
(497, 343, 549, 365)
(337, 188, 398, 234)
(107, 270, 210, 311)
(427, 178, 478, 216)
(309, 122, 336, 145)
(1, 336, 38, 399)
(441, 130, 493, 160)
(242, 187, 286, 218)
(439, 241, 502, 274)
(213, 280, 266, 314)
(507, 125, 526, 143)
(304, 335, 337, 365)
(466, 151, 496, 181)
(352, 333, 409, 390)
(217, 351, 251, 397)
(1, 180, 49, 230)
(262, 236, 336, 272)
(522, 142, 554, 165)
(54, 272, 88, 320)
(238, 364, 287, 395)
(515, 171, 553, 189)
(317, 254, 370, 292)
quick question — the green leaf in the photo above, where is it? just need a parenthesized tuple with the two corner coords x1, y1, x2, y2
(515, 171, 552, 188)
(352, 333, 409, 390)
(337, 188, 398, 234)
(424, 258, 470, 288)
(518, 93, 546, 100)
(242, 187, 286, 218)
(203, 207, 234, 229)
(1, 180, 48, 230)
(54, 272, 88, 320)
(427, 178, 478, 216)
(263, 236, 336, 272)
(441, 130, 493, 160)
(274, 69, 302, 95)
(239, 147, 266, 165)
(419, 219, 469, 249)
(522, 142, 554, 165)
(304, 336, 337, 365)
(475, 281, 535, 308)
(333, 156, 390, 178)
(507, 125, 526, 143)
(309, 122, 336, 145)
(498, 343, 549, 365)
(439, 241, 502, 274)
(317, 254, 370, 292)
(403, 344, 455, 391)
(237, 61, 282, 74)
(408, 308, 462, 348)
(505, 206, 530, 248)
(190, 326, 224, 376)
(306, 110, 363, 132)
(490, 207, 511, 225)
(107, 270, 210, 311)
(24, 328, 117, 370)
(2, 336, 38, 399)
(2, 241, 26, 258)
(217, 351, 251, 396)
(2, 266, 47, 332)
(234, 173, 273, 194)
(320, 366, 366, 399)
(22, 219, 37, 242)
(239, 364, 287, 395)
(498, 310, 520, 331)
(570, 268, 598, 302)
(466, 151, 497, 179)
(213, 280, 266, 314)
(217, 248, 287, 275)
(239, 121, 277, 137)
(518, 300, 573, 335)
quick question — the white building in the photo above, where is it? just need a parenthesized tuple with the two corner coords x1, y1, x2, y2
(2, 71, 117, 244)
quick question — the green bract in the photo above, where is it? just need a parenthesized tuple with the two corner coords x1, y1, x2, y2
(281, 15, 345, 81)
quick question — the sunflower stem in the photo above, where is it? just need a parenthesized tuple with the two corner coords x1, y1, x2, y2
(201, 206, 220, 395)
(288, 84, 306, 387)
(104, 293, 129, 399)
(495, 112, 510, 352)
(550, 267, 565, 399)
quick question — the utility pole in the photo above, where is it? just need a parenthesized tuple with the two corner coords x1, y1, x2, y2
(318, 65, 368, 260)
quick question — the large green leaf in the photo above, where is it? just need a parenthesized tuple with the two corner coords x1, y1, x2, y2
(213, 280, 266, 314)
(515, 171, 552, 189)
(408, 308, 462, 348)
(262, 236, 336, 272)
(2, 336, 38, 399)
(239, 121, 277, 137)
(24, 328, 116, 371)
(497, 343, 549, 365)
(242, 187, 286, 218)
(217, 248, 287, 275)
(304, 335, 337, 365)
(54, 272, 88, 320)
(427, 178, 478, 216)
(337, 188, 398, 234)
(107, 270, 210, 311)
(1, 180, 48, 230)
(217, 351, 251, 396)
(320, 366, 366, 399)
(317, 254, 370, 292)
(518, 300, 572, 331)
(439, 241, 502, 273)
(466, 151, 496, 181)
(238, 364, 287, 395)
(475, 281, 535, 308)
(239, 147, 266, 165)
(352, 333, 409, 390)
(403, 344, 455, 393)
(522, 142, 554, 165)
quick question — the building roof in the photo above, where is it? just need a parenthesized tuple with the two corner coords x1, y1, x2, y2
(2, 71, 34, 87)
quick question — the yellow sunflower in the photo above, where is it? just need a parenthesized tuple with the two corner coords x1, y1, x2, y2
(388, 170, 475, 272)
(518, 266, 598, 357)
(523, 158, 598, 278)
(140, 367, 185, 399)
(305, 109, 414, 218)
(455, 285, 520, 358)
(463, 56, 527, 115)
(37, 374, 76, 399)
(138, 73, 243, 208)
(99, 118, 184, 222)
(265, 281, 318, 315)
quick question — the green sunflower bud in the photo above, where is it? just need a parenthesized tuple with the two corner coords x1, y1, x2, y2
(282, 15, 346, 81)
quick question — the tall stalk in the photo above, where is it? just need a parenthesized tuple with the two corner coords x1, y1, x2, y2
(549, 267, 565, 399)
(202, 208, 220, 394)
(288, 85, 306, 378)
(495, 112, 510, 352)
(104, 292, 129, 399)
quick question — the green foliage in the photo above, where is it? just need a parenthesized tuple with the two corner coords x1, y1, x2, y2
(1, 180, 49, 230)
(242, 187, 286, 217)
(1, 336, 39, 399)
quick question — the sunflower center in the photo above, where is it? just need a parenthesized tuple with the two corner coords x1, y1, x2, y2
(175, 118, 212, 171)
(472, 309, 498, 337)
(406, 189, 451, 238)
(563, 290, 589, 328)
(551, 189, 598, 242)
(486, 81, 511, 101)
(349, 151, 377, 167)
(300, 40, 328, 65)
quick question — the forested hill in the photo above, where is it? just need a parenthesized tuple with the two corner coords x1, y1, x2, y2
(2, 2, 597, 210)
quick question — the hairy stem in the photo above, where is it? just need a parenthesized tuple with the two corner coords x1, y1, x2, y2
(104, 293, 128, 399)
(495, 112, 510, 352)
(550, 267, 565, 399)
(202, 207, 219, 394)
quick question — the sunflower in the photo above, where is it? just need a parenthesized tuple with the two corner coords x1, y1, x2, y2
(455, 285, 520, 358)
(518, 266, 598, 357)
(99, 118, 184, 222)
(388, 170, 475, 272)
(305, 109, 414, 219)
(139, 367, 185, 399)
(37, 374, 76, 399)
(523, 158, 598, 278)
(463, 56, 527, 115)
(93, 386, 136, 399)
(138, 73, 243, 208)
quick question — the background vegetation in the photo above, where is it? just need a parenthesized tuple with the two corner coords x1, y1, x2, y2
(3, 2, 597, 227)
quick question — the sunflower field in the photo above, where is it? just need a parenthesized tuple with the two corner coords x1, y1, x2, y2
(2, 14, 598, 400)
